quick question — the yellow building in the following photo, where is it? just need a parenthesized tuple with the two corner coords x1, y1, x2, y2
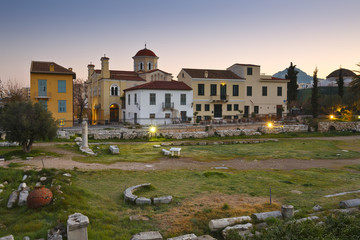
(86, 47, 173, 124)
(30, 61, 75, 127)
(178, 63, 289, 121)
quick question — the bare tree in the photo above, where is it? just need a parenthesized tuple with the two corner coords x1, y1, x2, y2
(73, 78, 88, 123)
(4, 79, 26, 102)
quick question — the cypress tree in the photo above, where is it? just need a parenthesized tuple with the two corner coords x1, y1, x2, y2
(285, 62, 299, 105)
(311, 67, 319, 118)
(337, 68, 344, 98)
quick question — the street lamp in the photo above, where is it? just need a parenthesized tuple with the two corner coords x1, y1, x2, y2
(329, 115, 335, 120)
(267, 122, 273, 128)
(149, 126, 157, 138)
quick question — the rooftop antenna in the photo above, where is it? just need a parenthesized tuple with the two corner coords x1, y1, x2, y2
(104, 54, 106, 57)
(145, 42, 147, 49)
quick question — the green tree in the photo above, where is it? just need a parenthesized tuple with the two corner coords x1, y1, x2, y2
(337, 68, 344, 98)
(0, 101, 57, 153)
(311, 67, 319, 118)
(285, 62, 299, 108)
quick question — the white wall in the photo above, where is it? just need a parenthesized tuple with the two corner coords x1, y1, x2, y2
(125, 89, 193, 125)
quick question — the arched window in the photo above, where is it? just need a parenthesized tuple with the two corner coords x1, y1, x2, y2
(110, 84, 119, 96)
(139, 62, 144, 71)
(151, 75, 153, 81)
(148, 62, 152, 70)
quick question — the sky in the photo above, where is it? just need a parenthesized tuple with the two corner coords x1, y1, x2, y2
(0, 0, 359, 87)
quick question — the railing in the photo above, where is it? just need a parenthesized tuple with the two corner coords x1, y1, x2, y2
(162, 102, 174, 110)
(209, 95, 229, 102)
(34, 91, 52, 99)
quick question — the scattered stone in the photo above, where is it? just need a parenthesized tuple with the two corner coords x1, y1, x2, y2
(22, 175, 28, 181)
(209, 216, 251, 231)
(339, 199, 360, 208)
(109, 145, 119, 154)
(35, 182, 42, 187)
(7, 191, 18, 208)
(153, 145, 161, 148)
(281, 205, 294, 219)
(313, 205, 322, 211)
(167, 233, 197, 240)
(342, 150, 349, 152)
(23, 236, 30, 240)
(153, 196, 172, 204)
(161, 143, 172, 146)
(131, 231, 163, 240)
(214, 167, 228, 170)
(290, 190, 302, 194)
(40, 177, 47, 182)
(255, 222, 267, 230)
(222, 223, 253, 238)
(194, 235, 216, 240)
(18, 190, 29, 206)
(252, 211, 282, 222)
(129, 215, 150, 221)
(0, 235, 14, 240)
(136, 197, 151, 205)
(331, 208, 359, 214)
(74, 137, 82, 142)
(145, 165, 153, 168)
(0, 189, 3, 194)
(63, 173, 72, 177)
(18, 183, 27, 191)
(25, 157, 33, 160)
(294, 216, 319, 224)
(0, 184, 4, 188)
(3, 181, 8, 185)
(47, 227, 64, 240)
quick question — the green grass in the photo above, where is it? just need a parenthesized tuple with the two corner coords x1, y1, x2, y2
(1, 167, 360, 239)
(62, 139, 360, 164)
(0, 147, 60, 160)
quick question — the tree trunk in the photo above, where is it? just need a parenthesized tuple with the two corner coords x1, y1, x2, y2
(22, 139, 33, 153)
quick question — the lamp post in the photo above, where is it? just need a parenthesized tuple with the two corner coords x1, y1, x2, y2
(149, 126, 157, 138)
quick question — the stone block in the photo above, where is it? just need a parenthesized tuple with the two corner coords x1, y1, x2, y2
(294, 216, 319, 224)
(167, 233, 197, 240)
(194, 236, 216, 240)
(209, 216, 251, 231)
(67, 213, 89, 240)
(18, 182, 27, 191)
(131, 231, 163, 240)
(222, 223, 253, 238)
(74, 137, 82, 142)
(18, 190, 29, 206)
(281, 205, 294, 219)
(332, 208, 359, 214)
(153, 196, 172, 204)
(7, 191, 18, 208)
(339, 199, 360, 208)
(109, 145, 119, 154)
(0, 235, 14, 240)
(136, 197, 151, 205)
(251, 211, 282, 222)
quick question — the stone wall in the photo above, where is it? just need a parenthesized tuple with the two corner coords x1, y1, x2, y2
(59, 123, 308, 140)
(318, 121, 360, 133)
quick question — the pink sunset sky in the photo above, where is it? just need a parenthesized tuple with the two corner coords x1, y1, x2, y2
(0, 0, 359, 87)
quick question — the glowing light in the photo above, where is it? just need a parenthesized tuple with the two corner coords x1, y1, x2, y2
(329, 115, 335, 119)
(358, 116, 360, 119)
(149, 126, 157, 133)
(267, 122, 273, 128)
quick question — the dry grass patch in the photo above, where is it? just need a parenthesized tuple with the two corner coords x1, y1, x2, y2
(154, 193, 280, 237)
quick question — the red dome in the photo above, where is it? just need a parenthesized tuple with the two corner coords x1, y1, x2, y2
(134, 48, 157, 57)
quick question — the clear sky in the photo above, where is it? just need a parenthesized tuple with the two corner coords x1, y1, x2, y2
(0, 0, 359, 87)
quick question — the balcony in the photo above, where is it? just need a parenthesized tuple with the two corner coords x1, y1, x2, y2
(209, 95, 229, 102)
(34, 91, 52, 99)
(162, 102, 174, 110)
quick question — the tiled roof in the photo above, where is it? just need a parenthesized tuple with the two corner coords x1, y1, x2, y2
(94, 70, 145, 81)
(143, 69, 171, 75)
(232, 63, 260, 67)
(260, 77, 289, 81)
(124, 80, 192, 91)
(326, 68, 356, 78)
(31, 61, 75, 78)
(134, 48, 157, 57)
(182, 68, 244, 80)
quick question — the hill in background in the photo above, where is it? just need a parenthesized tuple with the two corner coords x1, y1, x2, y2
(273, 68, 324, 84)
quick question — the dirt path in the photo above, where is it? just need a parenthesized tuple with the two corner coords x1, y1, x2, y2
(4, 136, 360, 171)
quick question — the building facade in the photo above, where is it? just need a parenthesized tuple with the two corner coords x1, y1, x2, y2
(124, 81, 193, 125)
(86, 47, 173, 124)
(178, 63, 288, 121)
(30, 61, 75, 127)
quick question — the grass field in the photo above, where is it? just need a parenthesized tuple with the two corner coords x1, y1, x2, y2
(1, 166, 360, 239)
(63, 138, 360, 164)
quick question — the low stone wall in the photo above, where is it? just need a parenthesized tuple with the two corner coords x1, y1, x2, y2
(258, 124, 308, 134)
(318, 121, 360, 133)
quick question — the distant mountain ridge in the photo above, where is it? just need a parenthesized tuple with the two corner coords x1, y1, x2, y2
(273, 68, 324, 84)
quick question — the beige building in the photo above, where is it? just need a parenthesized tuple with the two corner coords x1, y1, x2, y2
(86, 47, 173, 124)
(178, 63, 289, 121)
